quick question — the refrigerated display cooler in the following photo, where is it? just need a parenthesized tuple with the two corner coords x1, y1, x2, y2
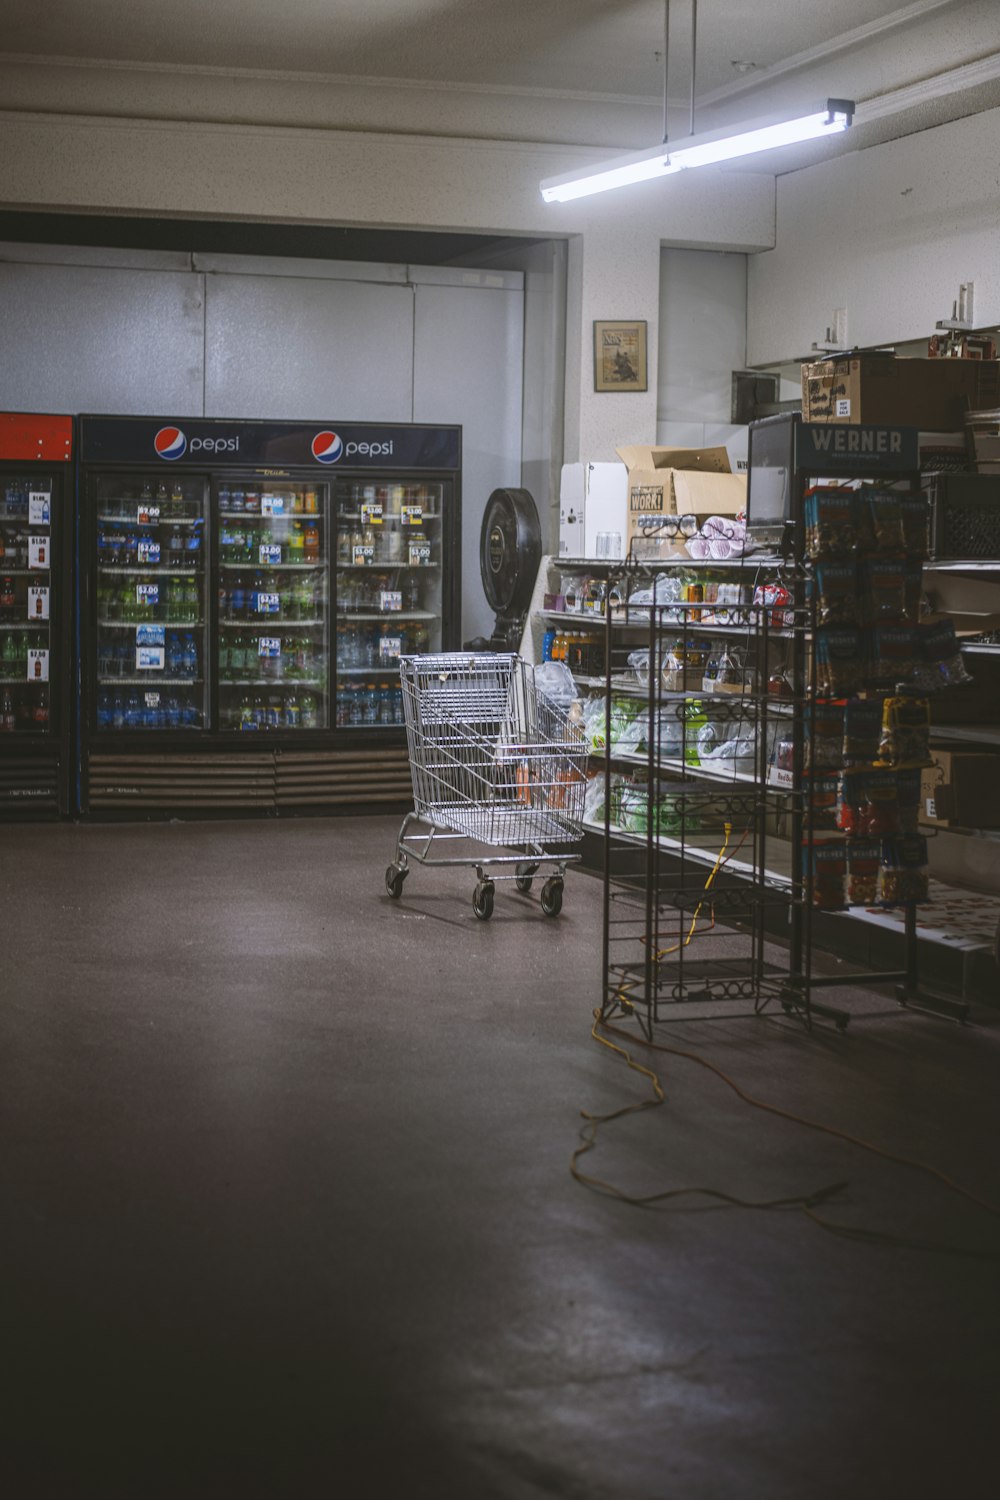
(0, 412, 74, 818)
(77, 416, 461, 816)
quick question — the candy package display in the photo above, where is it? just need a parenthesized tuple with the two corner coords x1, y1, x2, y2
(814, 561, 860, 626)
(867, 626, 917, 685)
(805, 487, 858, 559)
(863, 556, 907, 625)
(837, 770, 901, 837)
(912, 618, 972, 692)
(811, 842, 846, 910)
(842, 696, 883, 766)
(878, 835, 929, 906)
(859, 489, 906, 553)
(805, 701, 845, 772)
(877, 691, 931, 769)
(899, 495, 930, 560)
(816, 629, 863, 697)
(846, 840, 882, 907)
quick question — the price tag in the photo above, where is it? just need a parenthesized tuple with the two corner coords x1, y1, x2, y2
(401, 505, 423, 526)
(136, 583, 159, 606)
(144, 692, 161, 708)
(137, 539, 161, 565)
(353, 545, 375, 566)
(137, 504, 161, 525)
(29, 492, 51, 525)
(258, 637, 281, 658)
(261, 495, 285, 517)
(361, 501, 383, 525)
(259, 543, 282, 565)
(27, 586, 50, 621)
(28, 536, 49, 569)
(136, 645, 165, 671)
(136, 624, 165, 646)
(27, 648, 49, 682)
(408, 542, 431, 566)
(379, 635, 402, 662)
(254, 591, 280, 614)
(379, 590, 402, 612)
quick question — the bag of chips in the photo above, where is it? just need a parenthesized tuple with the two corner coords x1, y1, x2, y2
(860, 489, 906, 553)
(805, 487, 859, 559)
(811, 842, 847, 910)
(863, 556, 907, 625)
(815, 561, 861, 626)
(842, 697, 883, 766)
(912, 619, 972, 692)
(900, 494, 930, 559)
(816, 629, 863, 697)
(846, 840, 882, 907)
(878, 835, 929, 906)
(876, 692, 932, 769)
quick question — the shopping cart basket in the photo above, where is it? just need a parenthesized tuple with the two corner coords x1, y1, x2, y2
(385, 653, 587, 920)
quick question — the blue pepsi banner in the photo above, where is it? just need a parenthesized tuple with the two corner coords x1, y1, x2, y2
(80, 417, 462, 471)
(795, 423, 918, 475)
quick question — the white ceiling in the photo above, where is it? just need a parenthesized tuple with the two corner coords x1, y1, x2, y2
(1, 0, 998, 165)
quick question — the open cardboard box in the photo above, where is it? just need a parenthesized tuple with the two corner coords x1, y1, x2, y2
(615, 444, 746, 551)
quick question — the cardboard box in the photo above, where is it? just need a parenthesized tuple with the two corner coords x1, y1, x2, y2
(920, 749, 1000, 829)
(615, 444, 746, 550)
(802, 355, 1000, 429)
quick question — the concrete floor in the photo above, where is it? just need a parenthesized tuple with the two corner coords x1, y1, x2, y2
(2, 815, 998, 1499)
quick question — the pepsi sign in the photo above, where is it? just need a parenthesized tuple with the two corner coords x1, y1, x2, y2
(311, 431, 344, 465)
(154, 426, 187, 461)
(80, 417, 461, 471)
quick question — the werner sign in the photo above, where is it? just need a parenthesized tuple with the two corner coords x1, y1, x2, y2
(795, 423, 918, 475)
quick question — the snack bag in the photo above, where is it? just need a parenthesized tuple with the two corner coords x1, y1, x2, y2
(842, 697, 883, 766)
(912, 619, 972, 692)
(846, 840, 882, 907)
(878, 835, 929, 906)
(815, 561, 861, 627)
(804, 487, 858, 559)
(876, 692, 932, 769)
(816, 630, 863, 697)
(810, 842, 847, 910)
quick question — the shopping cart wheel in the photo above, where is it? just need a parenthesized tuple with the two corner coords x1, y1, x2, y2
(515, 861, 538, 894)
(540, 878, 563, 917)
(473, 880, 495, 921)
(385, 863, 408, 899)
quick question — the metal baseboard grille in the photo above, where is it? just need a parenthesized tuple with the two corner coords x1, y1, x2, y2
(276, 748, 412, 807)
(88, 754, 275, 810)
(0, 753, 61, 815)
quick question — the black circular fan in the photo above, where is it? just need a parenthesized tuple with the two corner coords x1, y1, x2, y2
(479, 487, 542, 650)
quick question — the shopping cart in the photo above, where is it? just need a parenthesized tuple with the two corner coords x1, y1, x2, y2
(386, 653, 587, 920)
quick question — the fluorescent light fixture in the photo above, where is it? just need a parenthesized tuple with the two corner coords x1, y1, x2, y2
(540, 99, 854, 203)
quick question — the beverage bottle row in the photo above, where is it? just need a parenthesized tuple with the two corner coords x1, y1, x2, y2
(340, 482, 437, 513)
(97, 632, 199, 679)
(219, 487, 319, 516)
(338, 573, 421, 612)
(133, 481, 189, 517)
(336, 681, 404, 728)
(96, 690, 202, 731)
(221, 575, 324, 620)
(0, 686, 49, 731)
(2, 481, 34, 519)
(99, 521, 202, 567)
(542, 628, 605, 676)
(1, 575, 24, 620)
(336, 525, 429, 566)
(219, 520, 320, 564)
(229, 694, 321, 731)
(337, 622, 429, 669)
(2, 631, 48, 675)
(99, 580, 200, 623)
(219, 635, 324, 682)
(0, 532, 47, 570)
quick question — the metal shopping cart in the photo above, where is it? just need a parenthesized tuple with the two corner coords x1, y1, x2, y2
(386, 653, 587, 920)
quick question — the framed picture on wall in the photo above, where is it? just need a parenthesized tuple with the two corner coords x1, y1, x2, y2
(593, 320, 648, 393)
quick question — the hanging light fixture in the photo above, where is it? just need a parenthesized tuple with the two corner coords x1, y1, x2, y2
(539, 0, 853, 204)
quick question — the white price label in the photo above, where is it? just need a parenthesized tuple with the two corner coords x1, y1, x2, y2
(379, 590, 402, 612)
(258, 637, 281, 657)
(144, 692, 161, 708)
(137, 505, 161, 525)
(261, 495, 285, 517)
(353, 545, 375, 566)
(137, 539, 161, 565)
(401, 505, 423, 525)
(27, 648, 49, 682)
(379, 635, 402, 662)
(27, 586, 50, 621)
(136, 645, 165, 671)
(28, 536, 49, 570)
(255, 592, 280, 614)
(29, 492, 51, 525)
(259, 543, 282, 564)
(408, 543, 431, 566)
(136, 584, 159, 605)
(361, 502, 383, 525)
(835, 398, 851, 418)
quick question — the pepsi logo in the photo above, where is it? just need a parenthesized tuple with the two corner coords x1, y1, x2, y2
(154, 426, 187, 461)
(311, 430, 343, 465)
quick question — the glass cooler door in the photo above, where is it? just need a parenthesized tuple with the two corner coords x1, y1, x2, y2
(216, 479, 330, 732)
(333, 478, 445, 729)
(0, 473, 57, 735)
(92, 473, 209, 732)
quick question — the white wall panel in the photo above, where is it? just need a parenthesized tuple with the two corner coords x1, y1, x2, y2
(657, 249, 747, 431)
(204, 274, 414, 420)
(0, 261, 204, 414)
(413, 283, 524, 641)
